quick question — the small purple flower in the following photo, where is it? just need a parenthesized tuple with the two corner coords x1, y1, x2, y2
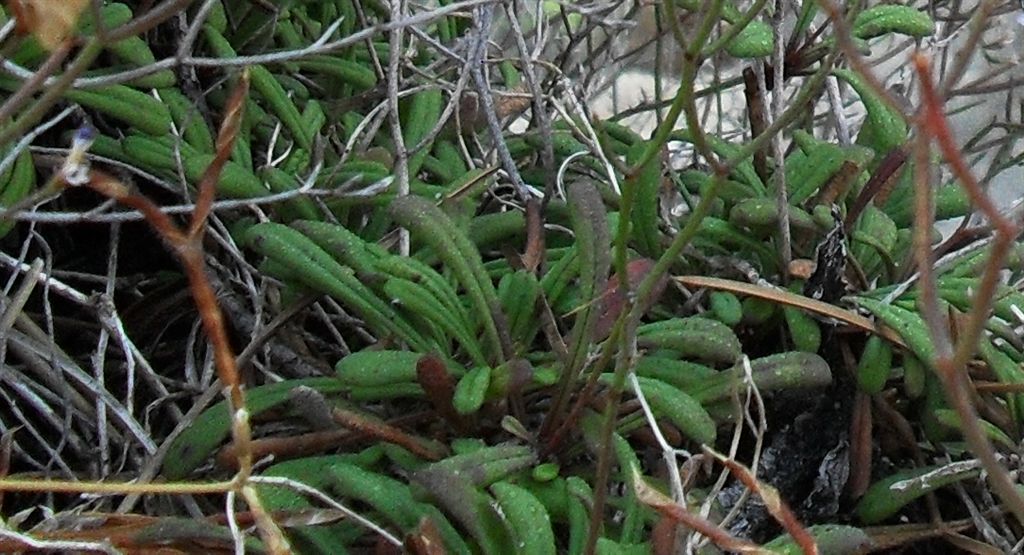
(63, 126, 95, 186)
(73, 126, 96, 144)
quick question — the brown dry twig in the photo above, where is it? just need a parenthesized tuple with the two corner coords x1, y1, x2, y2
(0, 69, 290, 553)
(911, 52, 1024, 527)
(674, 275, 907, 346)
(84, 70, 289, 552)
(704, 446, 818, 555)
(632, 466, 773, 554)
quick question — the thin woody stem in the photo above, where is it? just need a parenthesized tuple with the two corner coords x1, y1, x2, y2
(80, 74, 288, 550)
(911, 52, 1024, 527)
(189, 70, 249, 239)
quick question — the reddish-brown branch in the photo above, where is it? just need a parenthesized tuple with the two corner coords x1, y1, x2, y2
(704, 447, 818, 554)
(632, 467, 766, 553)
(910, 116, 951, 353)
(847, 391, 872, 499)
(85, 171, 185, 244)
(88, 171, 251, 467)
(330, 406, 446, 461)
(80, 73, 289, 551)
(911, 52, 1024, 527)
(913, 55, 1015, 237)
(189, 70, 249, 238)
(844, 146, 908, 230)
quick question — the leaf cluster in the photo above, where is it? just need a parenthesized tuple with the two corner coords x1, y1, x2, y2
(0, 0, 1022, 554)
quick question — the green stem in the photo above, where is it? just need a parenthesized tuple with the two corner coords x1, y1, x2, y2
(702, 0, 771, 57)
(580, 9, 845, 549)
(585, 4, 727, 551)
(630, 0, 724, 175)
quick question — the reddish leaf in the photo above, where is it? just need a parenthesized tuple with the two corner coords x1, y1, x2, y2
(522, 198, 545, 272)
(595, 258, 668, 339)
(417, 354, 469, 433)
(404, 517, 447, 555)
